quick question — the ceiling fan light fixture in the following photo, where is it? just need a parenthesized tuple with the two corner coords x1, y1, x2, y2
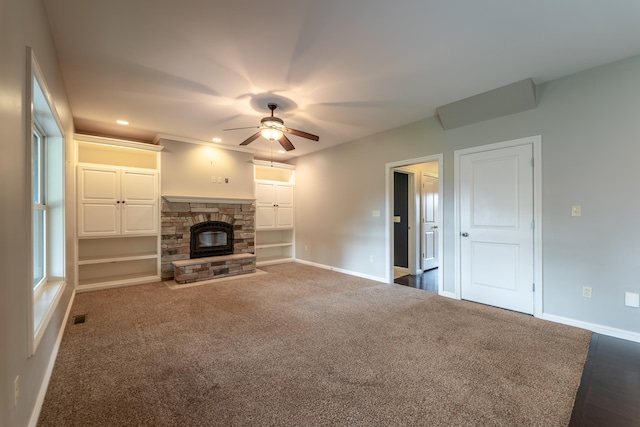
(261, 127, 284, 140)
(227, 102, 319, 150)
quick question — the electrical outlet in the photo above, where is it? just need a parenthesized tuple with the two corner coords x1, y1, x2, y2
(571, 206, 582, 217)
(304, 245, 309, 251)
(582, 286, 592, 298)
(210, 176, 215, 183)
(14, 376, 19, 407)
(217, 177, 223, 184)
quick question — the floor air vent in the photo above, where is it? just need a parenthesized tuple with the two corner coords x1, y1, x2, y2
(72, 314, 87, 324)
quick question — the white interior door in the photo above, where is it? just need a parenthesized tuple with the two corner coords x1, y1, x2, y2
(422, 173, 438, 271)
(459, 144, 534, 314)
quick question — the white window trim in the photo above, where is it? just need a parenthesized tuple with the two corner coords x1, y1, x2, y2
(27, 47, 66, 356)
(33, 125, 48, 292)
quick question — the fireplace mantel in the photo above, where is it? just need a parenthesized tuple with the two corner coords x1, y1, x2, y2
(162, 195, 255, 204)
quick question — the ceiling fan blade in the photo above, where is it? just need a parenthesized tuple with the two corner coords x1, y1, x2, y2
(284, 127, 319, 141)
(278, 135, 296, 151)
(223, 126, 261, 131)
(239, 131, 262, 146)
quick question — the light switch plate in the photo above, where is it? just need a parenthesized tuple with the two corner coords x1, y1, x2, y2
(625, 292, 640, 308)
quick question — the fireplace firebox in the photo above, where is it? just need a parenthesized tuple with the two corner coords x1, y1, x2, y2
(190, 221, 234, 258)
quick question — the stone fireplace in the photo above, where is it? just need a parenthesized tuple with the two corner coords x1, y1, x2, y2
(161, 196, 255, 284)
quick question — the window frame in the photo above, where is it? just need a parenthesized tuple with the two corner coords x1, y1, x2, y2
(27, 47, 67, 356)
(32, 124, 48, 292)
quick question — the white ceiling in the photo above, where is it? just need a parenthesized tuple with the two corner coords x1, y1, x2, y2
(43, 0, 640, 161)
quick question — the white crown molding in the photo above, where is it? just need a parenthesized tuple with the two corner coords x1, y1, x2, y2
(155, 133, 255, 154)
(75, 134, 164, 151)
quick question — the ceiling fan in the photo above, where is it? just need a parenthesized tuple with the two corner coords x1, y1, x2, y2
(224, 103, 319, 151)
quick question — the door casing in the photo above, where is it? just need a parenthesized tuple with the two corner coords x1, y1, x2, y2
(385, 154, 444, 294)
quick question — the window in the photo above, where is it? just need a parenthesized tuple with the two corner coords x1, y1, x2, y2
(28, 48, 66, 355)
(33, 126, 47, 290)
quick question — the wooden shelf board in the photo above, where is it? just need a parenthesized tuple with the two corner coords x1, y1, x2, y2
(78, 273, 158, 289)
(78, 252, 158, 265)
(255, 243, 293, 249)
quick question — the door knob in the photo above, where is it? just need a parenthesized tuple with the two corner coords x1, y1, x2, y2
(431, 225, 438, 229)
(461, 232, 469, 237)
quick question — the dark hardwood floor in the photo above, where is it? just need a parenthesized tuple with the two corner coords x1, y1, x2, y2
(569, 333, 640, 426)
(395, 271, 640, 426)
(394, 268, 438, 293)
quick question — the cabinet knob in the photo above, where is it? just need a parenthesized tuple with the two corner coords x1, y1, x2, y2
(117, 201, 120, 204)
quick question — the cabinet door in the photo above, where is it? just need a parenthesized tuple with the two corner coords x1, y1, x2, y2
(121, 170, 158, 235)
(275, 184, 293, 207)
(256, 205, 276, 228)
(275, 184, 293, 228)
(275, 206, 293, 228)
(255, 182, 276, 229)
(78, 166, 120, 236)
(256, 182, 276, 206)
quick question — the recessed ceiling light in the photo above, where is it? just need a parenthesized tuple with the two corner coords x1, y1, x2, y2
(116, 120, 129, 125)
(212, 137, 222, 143)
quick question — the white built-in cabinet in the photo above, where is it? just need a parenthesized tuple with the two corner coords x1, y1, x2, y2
(255, 182, 294, 228)
(78, 166, 158, 236)
(75, 135, 163, 291)
(254, 161, 295, 266)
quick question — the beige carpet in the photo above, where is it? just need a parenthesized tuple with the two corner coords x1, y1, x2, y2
(38, 263, 591, 426)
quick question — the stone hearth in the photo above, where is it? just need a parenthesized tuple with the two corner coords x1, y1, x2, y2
(161, 197, 255, 282)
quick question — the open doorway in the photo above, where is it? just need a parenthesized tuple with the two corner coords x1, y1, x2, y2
(393, 170, 411, 278)
(387, 155, 443, 294)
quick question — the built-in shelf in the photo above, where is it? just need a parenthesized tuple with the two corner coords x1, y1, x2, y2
(253, 163, 296, 266)
(77, 273, 159, 292)
(255, 242, 293, 249)
(75, 136, 162, 291)
(78, 252, 158, 265)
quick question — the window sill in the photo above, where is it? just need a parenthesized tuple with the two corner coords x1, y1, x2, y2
(33, 278, 65, 354)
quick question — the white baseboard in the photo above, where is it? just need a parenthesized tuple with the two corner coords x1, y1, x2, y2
(294, 259, 387, 283)
(439, 291, 458, 299)
(28, 289, 76, 427)
(542, 313, 640, 343)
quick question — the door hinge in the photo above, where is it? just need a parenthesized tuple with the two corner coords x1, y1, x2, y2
(531, 220, 535, 230)
(531, 157, 534, 167)
(532, 283, 535, 292)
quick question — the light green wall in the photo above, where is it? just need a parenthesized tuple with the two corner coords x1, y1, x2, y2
(294, 54, 640, 336)
(1, 0, 75, 425)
